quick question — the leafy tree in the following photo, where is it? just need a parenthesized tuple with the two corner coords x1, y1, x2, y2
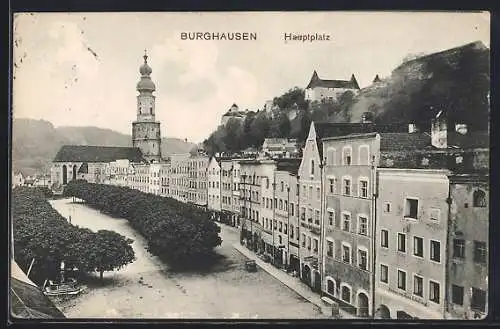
(77, 230, 135, 279)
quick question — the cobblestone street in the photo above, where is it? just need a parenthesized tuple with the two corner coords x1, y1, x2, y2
(48, 198, 326, 319)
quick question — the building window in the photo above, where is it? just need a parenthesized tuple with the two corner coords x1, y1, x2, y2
(471, 288, 486, 312)
(279, 221, 283, 232)
(328, 210, 335, 226)
(302, 233, 306, 247)
(429, 280, 440, 304)
(329, 178, 336, 193)
(342, 147, 352, 166)
(359, 179, 368, 198)
(397, 233, 406, 252)
(453, 239, 465, 259)
(381, 229, 389, 248)
(343, 178, 351, 196)
(314, 210, 320, 225)
(307, 236, 311, 250)
(290, 225, 294, 238)
(281, 181, 284, 192)
(429, 208, 440, 221)
(279, 200, 283, 210)
(342, 244, 351, 264)
(313, 239, 319, 253)
(327, 148, 336, 166)
(278, 235, 282, 245)
(327, 279, 335, 295)
(290, 203, 295, 216)
(342, 213, 351, 232)
(405, 198, 419, 219)
(473, 189, 487, 207)
(284, 223, 288, 235)
(376, 266, 387, 286)
(358, 249, 367, 270)
(309, 186, 313, 199)
(474, 241, 487, 264)
(413, 236, 424, 257)
(316, 187, 320, 200)
(397, 270, 407, 291)
(430, 240, 441, 262)
(341, 285, 351, 304)
(384, 202, 391, 213)
(358, 145, 370, 165)
(358, 216, 368, 235)
(310, 160, 315, 175)
(452, 284, 464, 306)
(327, 240, 334, 257)
(413, 275, 423, 297)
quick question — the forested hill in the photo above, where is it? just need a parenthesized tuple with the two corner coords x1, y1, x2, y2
(202, 41, 489, 155)
(12, 118, 196, 176)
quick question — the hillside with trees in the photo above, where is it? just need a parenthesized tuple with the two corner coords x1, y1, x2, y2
(202, 41, 489, 155)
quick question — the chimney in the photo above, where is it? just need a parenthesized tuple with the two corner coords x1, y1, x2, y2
(455, 123, 468, 135)
(431, 110, 447, 148)
(408, 123, 419, 133)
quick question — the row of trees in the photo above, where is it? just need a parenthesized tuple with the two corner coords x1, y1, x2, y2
(63, 181, 222, 269)
(12, 187, 135, 284)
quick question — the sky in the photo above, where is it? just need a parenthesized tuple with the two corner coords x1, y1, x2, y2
(12, 11, 489, 143)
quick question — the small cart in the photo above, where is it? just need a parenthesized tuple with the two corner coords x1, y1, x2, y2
(244, 260, 257, 272)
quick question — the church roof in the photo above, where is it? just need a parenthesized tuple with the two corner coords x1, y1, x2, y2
(53, 145, 145, 163)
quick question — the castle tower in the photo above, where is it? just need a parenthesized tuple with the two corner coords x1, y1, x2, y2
(132, 50, 162, 162)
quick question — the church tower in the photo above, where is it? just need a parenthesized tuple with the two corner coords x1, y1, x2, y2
(132, 51, 162, 163)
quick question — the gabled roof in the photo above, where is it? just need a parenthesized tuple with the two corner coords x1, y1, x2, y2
(53, 145, 145, 163)
(306, 71, 360, 90)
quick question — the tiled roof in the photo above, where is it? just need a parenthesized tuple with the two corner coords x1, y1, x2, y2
(275, 158, 301, 175)
(306, 71, 360, 90)
(53, 145, 144, 163)
(11, 278, 66, 318)
(10, 260, 65, 319)
(448, 131, 489, 149)
(307, 78, 359, 90)
(379, 133, 432, 150)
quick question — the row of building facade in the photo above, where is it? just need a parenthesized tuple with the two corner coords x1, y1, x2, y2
(50, 117, 488, 320)
(48, 52, 488, 320)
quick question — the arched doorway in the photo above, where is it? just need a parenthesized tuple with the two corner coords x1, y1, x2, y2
(72, 165, 77, 181)
(376, 304, 391, 319)
(357, 292, 369, 317)
(302, 265, 311, 285)
(62, 165, 68, 185)
(313, 271, 321, 292)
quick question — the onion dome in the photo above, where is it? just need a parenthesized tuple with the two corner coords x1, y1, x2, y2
(136, 51, 156, 92)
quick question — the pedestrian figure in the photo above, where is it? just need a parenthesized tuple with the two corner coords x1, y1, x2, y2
(69, 215, 72, 224)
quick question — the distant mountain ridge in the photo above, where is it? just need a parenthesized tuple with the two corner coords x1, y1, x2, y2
(12, 118, 196, 176)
